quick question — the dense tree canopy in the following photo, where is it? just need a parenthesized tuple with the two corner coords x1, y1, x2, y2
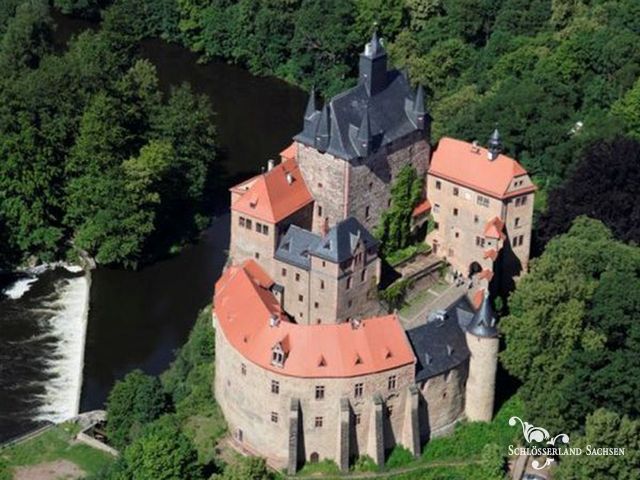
(556, 410, 640, 479)
(500, 217, 640, 433)
(536, 136, 640, 249)
(105, 370, 167, 450)
(0, 1, 217, 269)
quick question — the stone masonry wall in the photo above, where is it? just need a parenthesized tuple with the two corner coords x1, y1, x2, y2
(464, 333, 499, 422)
(214, 312, 417, 469)
(418, 364, 467, 440)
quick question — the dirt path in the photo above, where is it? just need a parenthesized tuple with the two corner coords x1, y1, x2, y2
(12, 460, 85, 480)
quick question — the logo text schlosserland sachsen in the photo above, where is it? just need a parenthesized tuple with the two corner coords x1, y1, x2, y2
(508, 416, 626, 470)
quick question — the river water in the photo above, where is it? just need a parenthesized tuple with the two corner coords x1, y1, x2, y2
(0, 12, 305, 442)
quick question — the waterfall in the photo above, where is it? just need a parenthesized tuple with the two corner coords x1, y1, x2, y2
(32, 273, 90, 423)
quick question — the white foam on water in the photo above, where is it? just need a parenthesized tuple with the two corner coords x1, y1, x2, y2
(2, 277, 38, 300)
(33, 275, 90, 423)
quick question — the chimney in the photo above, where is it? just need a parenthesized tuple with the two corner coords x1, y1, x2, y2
(267, 159, 275, 171)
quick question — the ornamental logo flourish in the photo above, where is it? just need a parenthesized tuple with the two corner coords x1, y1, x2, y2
(508, 416, 570, 469)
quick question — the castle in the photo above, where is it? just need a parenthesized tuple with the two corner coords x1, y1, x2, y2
(213, 33, 535, 472)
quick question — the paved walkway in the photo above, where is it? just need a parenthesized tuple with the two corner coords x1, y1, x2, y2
(399, 280, 469, 330)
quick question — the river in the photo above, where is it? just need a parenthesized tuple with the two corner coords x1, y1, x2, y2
(0, 11, 305, 442)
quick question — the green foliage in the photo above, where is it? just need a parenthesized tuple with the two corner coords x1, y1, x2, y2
(121, 415, 202, 480)
(352, 455, 378, 472)
(501, 216, 640, 432)
(478, 443, 507, 480)
(1, 423, 115, 475)
(0, 458, 11, 480)
(385, 242, 430, 267)
(297, 458, 341, 476)
(385, 445, 414, 469)
(106, 370, 167, 450)
(213, 456, 272, 480)
(0, 2, 218, 267)
(556, 409, 640, 480)
(376, 166, 423, 257)
(379, 278, 413, 312)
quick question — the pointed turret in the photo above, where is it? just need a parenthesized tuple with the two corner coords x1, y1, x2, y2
(304, 87, 317, 119)
(315, 104, 331, 153)
(359, 30, 388, 96)
(467, 291, 498, 338)
(356, 107, 373, 156)
(487, 128, 502, 161)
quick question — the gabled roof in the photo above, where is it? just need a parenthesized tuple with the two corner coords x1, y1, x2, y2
(412, 199, 431, 217)
(214, 260, 415, 378)
(294, 69, 426, 161)
(429, 137, 533, 199)
(274, 225, 322, 270)
(231, 158, 313, 224)
(311, 217, 378, 264)
(406, 295, 473, 382)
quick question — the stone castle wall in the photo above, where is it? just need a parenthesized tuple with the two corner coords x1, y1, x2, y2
(215, 312, 468, 470)
(464, 333, 499, 422)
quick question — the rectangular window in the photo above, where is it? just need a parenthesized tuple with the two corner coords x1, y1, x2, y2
(271, 412, 278, 423)
(314, 302, 319, 309)
(388, 375, 397, 390)
(474, 215, 479, 224)
(433, 203, 440, 213)
(298, 294, 304, 302)
(254, 252, 260, 259)
(365, 206, 370, 219)
(318, 205, 323, 217)
(475, 236, 485, 247)
(355, 413, 361, 425)
(281, 268, 287, 277)
(453, 187, 459, 196)
(453, 208, 458, 216)
(346, 277, 352, 290)
(295, 273, 300, 282)
(320, 280, 325, 289)
(241, 363, 246, 376)
(515, 217, 521, 228)
(354, 383, 363, 398)
(314, 416, 323, 428)
(476, 195, 490, 208)
(246, 219, 253, 229)
(239, 216, 245, 227)
(263, 225, 269, 235)
(271, 380, 279, 394)
(435, 180, 442, 190)
(256, 222, 262, 233)
(315, 385, 325, 400)
(433, 221, 439, 230)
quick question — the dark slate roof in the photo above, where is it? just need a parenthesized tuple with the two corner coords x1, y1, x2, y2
(311, 217, 378, 264)
(274, 225, 322, 271)
(466, 291, 498, 338)
(407, 296, 475, 382)
(294, 38, 427, 161)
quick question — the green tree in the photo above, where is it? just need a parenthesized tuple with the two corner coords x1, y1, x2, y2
(0, 458, 11, 480)
(479, 443, 507, 480)
(106, 370, 167, 450)
(556, 410, 640, 480)
(0, 0, 53, 73)
(500, 217, 640, 432)
(376, 166, 423, 257)
(121, 415, 201, 480)
(215, 456, 272, 480)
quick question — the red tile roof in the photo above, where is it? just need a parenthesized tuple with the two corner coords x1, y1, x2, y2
(214, 261, 415, 378)
(280, 143, 296, 162)
(484, 217, 505, 239)
(231, 158, 313, 224)
(472, 289, 485, 309)
(429, 137, 534, 199)
(412, 199, 432, 217)
(483, 248, 498, 261)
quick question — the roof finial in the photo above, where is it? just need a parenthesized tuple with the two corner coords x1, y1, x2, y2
(364, 25, 384, 57)
(304, 86, 317, 119)
(488, 127, 502, 161)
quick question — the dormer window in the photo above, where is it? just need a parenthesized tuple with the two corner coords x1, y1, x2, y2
(271, 342, 286, 367)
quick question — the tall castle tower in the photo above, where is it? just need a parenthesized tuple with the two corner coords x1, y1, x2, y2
(464, 292, 499, 422)
(293, 32, 431, 234)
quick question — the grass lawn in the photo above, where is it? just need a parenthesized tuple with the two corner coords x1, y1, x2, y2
(1, 422, 115, 476)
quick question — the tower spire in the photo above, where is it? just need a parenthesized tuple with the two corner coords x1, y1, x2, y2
(359, 30, 388, 96)
(467, 290, 498, 337)
(315, 104, 331, 153)
(487, 128, 502, 161)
